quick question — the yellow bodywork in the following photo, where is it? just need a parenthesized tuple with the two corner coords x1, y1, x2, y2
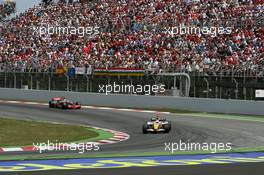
(153, 122, 160, 130)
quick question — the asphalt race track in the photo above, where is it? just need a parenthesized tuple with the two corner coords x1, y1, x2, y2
(0, 102, 264, 174)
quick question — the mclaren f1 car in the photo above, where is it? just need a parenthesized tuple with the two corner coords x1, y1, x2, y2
(49, 97, 81, 109)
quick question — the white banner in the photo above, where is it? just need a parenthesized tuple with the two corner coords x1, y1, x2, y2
(255, 90, 264, 98)
(75, 67, 85, 75)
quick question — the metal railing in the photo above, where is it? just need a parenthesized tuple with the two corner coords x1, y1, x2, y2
(0, 71, 263, 100)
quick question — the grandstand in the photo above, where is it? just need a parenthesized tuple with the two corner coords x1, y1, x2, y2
(0, 0, 16, 20)
(0, 0, 263, 99)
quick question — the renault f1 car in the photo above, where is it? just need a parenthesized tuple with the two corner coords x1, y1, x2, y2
(143, 117, 171, 134)
(49, 97, 81, 109)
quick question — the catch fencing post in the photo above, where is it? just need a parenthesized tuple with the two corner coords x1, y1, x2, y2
(13, 73, 16, 88)
(4, 71, 7, 88)
(158, 73, 191, 97)
(233, 78, 239, 99)
(48, 74, 51, 91)
(203, 77, 209, 98)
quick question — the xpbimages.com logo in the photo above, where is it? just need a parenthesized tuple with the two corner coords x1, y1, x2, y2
(33, 25, 100, 37)
(164, 140, 232, 153)
(33, 140, 100, 154)
(98, 82, 166, 95)
(163, 24, 232, 37)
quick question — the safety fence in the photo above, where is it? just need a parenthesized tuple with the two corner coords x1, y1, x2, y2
(0, 72, 263, 100)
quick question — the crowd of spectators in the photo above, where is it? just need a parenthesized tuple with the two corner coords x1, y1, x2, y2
(0, 0, 263, 76)
(0, 0, 16, 20)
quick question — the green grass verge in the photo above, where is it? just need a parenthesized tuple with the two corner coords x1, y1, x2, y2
(117, 107, 264, 121)
(0, 118, 112, 147)
(178, 113, 264, 123)
(0, 146, 264, 161)
(89, 105, 264, 119)
(149, 108, 264, 118)
(75, 128, 113, 143)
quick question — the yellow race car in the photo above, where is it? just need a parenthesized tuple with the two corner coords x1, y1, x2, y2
(143, 117, 171, 134)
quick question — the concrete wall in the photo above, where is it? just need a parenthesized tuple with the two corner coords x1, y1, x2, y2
(0, 88, 263, 116)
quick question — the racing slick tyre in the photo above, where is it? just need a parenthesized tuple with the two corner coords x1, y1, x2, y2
(76, 102, 81, 109)
(61, 103, 68, 109)
(164, 121, 171, 133)
(49, 102, 54, 108)
(143, 123, 148, 134)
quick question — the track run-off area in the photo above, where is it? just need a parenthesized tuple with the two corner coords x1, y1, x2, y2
(0, 100, 264, 174)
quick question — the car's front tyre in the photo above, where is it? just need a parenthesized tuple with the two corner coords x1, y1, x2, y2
(164, 122, 171, 133)
(143, 123, 148, 134)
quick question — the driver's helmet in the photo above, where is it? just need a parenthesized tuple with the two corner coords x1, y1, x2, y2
(155, 115, 160, 121)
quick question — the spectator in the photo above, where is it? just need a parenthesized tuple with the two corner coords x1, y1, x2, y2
(0, 0, 263, 76)
(0, 0, 16, 20)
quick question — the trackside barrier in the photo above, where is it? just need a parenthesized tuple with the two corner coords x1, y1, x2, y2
(0, 88, 263, 116)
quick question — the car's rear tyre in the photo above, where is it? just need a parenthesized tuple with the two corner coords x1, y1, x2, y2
(61, 103, 68, 109)
(143, 123, 148, 134)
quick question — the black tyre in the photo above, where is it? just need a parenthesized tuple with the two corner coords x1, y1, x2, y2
(143, 123, 148, 134)
(49, 102, 54, 108)
(61, 103, 68, 109)
(164, 122, 171, 133)
(168, 121, 171, 130)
